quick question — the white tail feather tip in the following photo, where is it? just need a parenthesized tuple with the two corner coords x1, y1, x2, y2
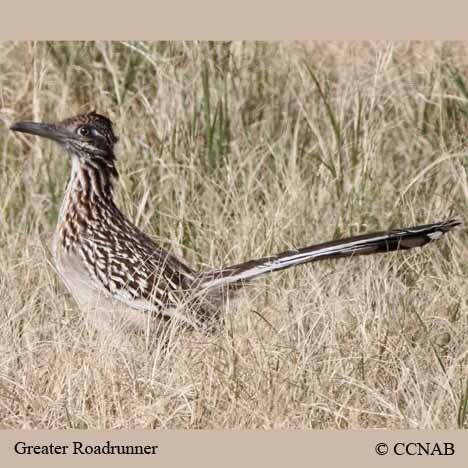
(428, 230, 444, 240)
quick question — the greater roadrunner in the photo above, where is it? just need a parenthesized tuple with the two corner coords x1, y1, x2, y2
(10, 112, 460, 334)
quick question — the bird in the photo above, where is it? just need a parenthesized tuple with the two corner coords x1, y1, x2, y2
(10, 111, 460, 336)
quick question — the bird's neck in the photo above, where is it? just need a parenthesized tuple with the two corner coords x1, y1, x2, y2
(56, 157, 118, 251)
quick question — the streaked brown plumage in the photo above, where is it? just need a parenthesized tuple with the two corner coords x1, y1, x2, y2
(10, 112, 460, 335)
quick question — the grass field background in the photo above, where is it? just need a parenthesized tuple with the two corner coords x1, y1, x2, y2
(0, 41, 467, 429)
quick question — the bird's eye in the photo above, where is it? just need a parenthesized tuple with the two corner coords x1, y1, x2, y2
(77, 126, 91, 137)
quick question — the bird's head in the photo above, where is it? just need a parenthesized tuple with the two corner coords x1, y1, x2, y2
(10, 111, 119, 178)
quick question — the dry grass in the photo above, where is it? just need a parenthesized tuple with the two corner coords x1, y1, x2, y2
(0, 41, 467, 429)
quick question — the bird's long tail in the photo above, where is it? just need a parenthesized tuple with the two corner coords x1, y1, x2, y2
(199, 219, 460, 291)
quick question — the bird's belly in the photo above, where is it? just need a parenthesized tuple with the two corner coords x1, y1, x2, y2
(52, 239, 153, 334)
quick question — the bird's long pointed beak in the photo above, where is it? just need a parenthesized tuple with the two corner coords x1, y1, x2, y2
(10, 121, 70, 143)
